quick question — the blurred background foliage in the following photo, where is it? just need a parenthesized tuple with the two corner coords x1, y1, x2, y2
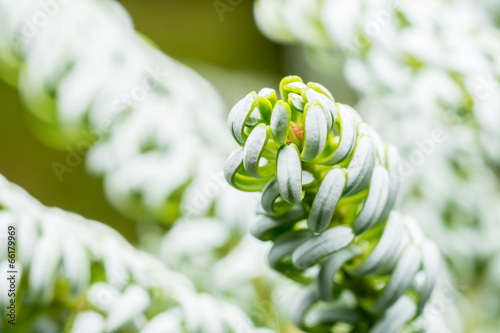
(0, 0, 357, 243)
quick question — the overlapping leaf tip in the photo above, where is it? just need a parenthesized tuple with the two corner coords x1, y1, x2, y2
(224, 76, 444, 332)
(224, 75, 398, 218)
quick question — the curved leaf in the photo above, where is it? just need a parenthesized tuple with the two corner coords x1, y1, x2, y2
(292, 226, 354, 270)
(277, 144, 304, 204)
(228, 92, 258, 145)
(271, 101, 291, 146)
(352, 165, 390, 235)
(320, 103, 357, 165)
(301, 103, 328, 162)
(344, 135, 375, 196)
(308, 167, 346, 233)
(243, 124, 270, 178)
(318, 245, 362, 301)
(370, 245, 421, 313)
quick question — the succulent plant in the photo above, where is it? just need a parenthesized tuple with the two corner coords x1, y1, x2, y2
(252, 3, 500, 328)
(224, 76, 448, 332)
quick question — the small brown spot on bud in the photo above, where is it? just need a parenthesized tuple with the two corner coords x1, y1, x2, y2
(291, 123, 304, 141)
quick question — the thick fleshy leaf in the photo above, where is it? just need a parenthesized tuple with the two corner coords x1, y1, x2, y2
(292, 226, 354, 270)
(344, 135, 375, 196)
(228, 92, 258, 145)
(224, 148, 269, 191)
(261, 177, 292, 215)
(308, 167, 346, 233)
(288, 93, 305, 112)
(245, 106, 262, 127)
(370, 245, 421, 313)
(224, 148, 244, 187)
(258, 97, 273, 125)
(418, 241, 440, 309)
(320, 103, 357, 165)
(379, 145, 401, 221)
(352, 166, 390, 235)
(271, 101, 291, 146)
(302, 170, 315, 187)
(305, 306, 361, 329)
(258, 87, 278, 105)
(291, 286, 319, 331)
(301, 103, 328, 162)
(303, 88, 334, 131)
(243, 124, 270, 178)
(348, 212, 405, 276)
(284, 81, 307, 95)
(307, 82, 335, 101)
(367, 126, 387, 163)
(268, 230, 312, 269)
(370, 296, 417, 333)
(258, 88, 277, 124)
(279, 75, 304, 101)
(251, 205, 307, 241)
(317, 245, 362, 301)
(277, 144, 304, 204)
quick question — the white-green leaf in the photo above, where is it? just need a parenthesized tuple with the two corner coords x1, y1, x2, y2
(291, 286, 319, 331)
(224, 148, 244, 187)
(268, 230, 312, 269)
(224, 148, 269, 191)
(370, 296, 417, 333)
(243, 124, 269, 178)
(271, 102, 291, 146)
(308, 168, 346, 233)
(370, 245, 421, 313)
(303, 88, 335, 131)
(288, 93, 305, 111)
(379, 145, 401, 221)
(301, 103, 328, 162)
(292, 226, 354, 270)
(418, 241, 440, 309)
(305, 306, 361, 328)
(321, 103, 357, 165)
(258, 88, 278, 104)
(277, 144, 304, 204)
(344, 135, 375, 196)
(251, 205, 307, 241)
(307, 82, 335, 101)
(352, 166, 390, 235)
(260, 177, 293, 216)
(348, 212, 405, 276)
(302, 170, 315, 186)
(245, 106, 262, 127)
(317, 245, 361, 301)
(228, 92, 257, 145)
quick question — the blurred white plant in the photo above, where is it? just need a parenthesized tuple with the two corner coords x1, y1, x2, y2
(0, 0, 232, 226)
(0, 173, 273, 333)
(254, 0, 500, 281)
(0, 0, 282, 329)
